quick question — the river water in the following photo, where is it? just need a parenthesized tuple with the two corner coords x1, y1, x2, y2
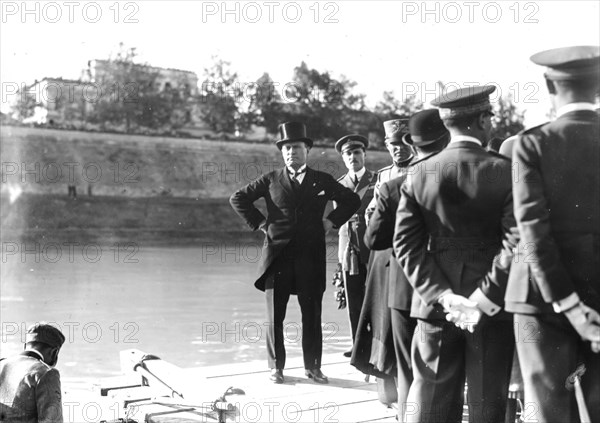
(0, 243, 352, 380)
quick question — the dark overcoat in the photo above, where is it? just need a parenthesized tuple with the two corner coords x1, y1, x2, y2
(230, 167, 361, 294)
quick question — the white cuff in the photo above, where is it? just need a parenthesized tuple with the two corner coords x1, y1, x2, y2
(436, 289, 454, 305)
(469, 288, 501, 316)
(552, 292, 580, 313)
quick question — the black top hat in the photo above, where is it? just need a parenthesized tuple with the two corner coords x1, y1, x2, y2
(403, 109, 450, 147)
(276, 121, 313, 149)
(335, 134, 369, 153)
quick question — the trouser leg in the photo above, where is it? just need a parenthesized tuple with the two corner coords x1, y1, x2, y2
(404, 319, 465, 423)
(264, 260, 293, 370)
(464, 317, 514, 423)
(344, 264, 367, 342)
(514, 313, 600, 423)
(297, 291, 324, 369)
(391, 308, 417, 409)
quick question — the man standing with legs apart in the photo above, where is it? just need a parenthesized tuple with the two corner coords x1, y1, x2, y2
(333, 134, 377, 357)
(230, 121, 360, 384)
(366, 109, 450, 420)
(505, 46, 600, 423)
(394, 86, 517, 423)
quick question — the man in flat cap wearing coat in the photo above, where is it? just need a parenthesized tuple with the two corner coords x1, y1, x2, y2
(0, 323, 66, 423)
(333, 134, 377, 356)
(230, 121, 361, 384)
(365, 109, 450, 418)
(505, 45, 600, 423)
(394, 86, 517, 423)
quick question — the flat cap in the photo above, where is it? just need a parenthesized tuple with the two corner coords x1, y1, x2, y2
(335, 134, 368, 153)
(26, 322, 66, 348)
(403, 109, 450, 147)
(383, 119, 409, 144)
(431, 85, 496, 120)
(531, 45, 600, 80)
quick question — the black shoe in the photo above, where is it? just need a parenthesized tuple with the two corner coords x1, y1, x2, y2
(269, 369, 284, 384)
(343, 350, 352, 358)
(305, 368, 329, 384)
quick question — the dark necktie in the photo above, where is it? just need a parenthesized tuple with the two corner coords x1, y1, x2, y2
(353, 174, 359, 187)
(290, 169, 305, 189)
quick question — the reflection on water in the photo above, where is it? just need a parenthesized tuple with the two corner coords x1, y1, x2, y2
(0, 244, 351, 379)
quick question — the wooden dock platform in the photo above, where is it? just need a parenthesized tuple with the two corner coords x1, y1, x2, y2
(63, 351, 399, 422)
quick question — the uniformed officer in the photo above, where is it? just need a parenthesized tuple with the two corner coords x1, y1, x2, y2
(0, 323, 66, 423)
(365, 109, 450, 419)
(505, 45, 600, 422)
(394, 86, 517, 423)
(352, 119, 412, 405)
(365, 119, 413, 223)
(333, 134, 378, 357)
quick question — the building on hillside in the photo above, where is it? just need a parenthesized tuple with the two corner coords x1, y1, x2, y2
(18, 60, 212, 135)
(85, 59, 200, 97)
(20, 77, 88, 125)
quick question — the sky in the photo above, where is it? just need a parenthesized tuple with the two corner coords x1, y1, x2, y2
(1, 0, 599, 126)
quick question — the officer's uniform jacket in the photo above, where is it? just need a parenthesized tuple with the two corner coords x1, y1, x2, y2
(364, 160, 412, 224)
(505, 106, 600, 313)
(0, 350, 63, 423)
(335, 169, 377, 265)
(393, 140, 517, 320)
(365, 155, 435, 311)
(230, 167, 361, 294)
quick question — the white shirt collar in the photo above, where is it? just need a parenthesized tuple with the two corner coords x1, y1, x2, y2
(287, 164, 307, 175)
(556, 102, 596, 118)
(450, 135, 482, 146)
(24, 349, 45, 361)
(348, 167, 366, 181)
(287, 164, 307, 184)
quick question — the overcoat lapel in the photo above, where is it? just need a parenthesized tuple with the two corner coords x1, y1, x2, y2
(354, 170, 373, 197)
(277, 168, 295, 199)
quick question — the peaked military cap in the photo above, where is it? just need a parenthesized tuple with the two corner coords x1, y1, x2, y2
(276, 121, 313, 149)
(25, 322, 66, 348)
(531, 45, 600, 81)
(335, 134, 368, 153)
(403, 109, 450, 147)
(383, 119, 409, 144)
(431, 85, 496, 120)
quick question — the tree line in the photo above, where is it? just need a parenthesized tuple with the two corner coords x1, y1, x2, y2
(12, 46, 524, 148)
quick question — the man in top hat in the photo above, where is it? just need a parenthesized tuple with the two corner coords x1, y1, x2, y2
(505, 45, 600, 422)
(333, 134, 378, 357)
(364, 109, 450, 416)
(393, 86, 517, 423)
(0, 322, 66, 423)
(230, 121, 361, 384)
